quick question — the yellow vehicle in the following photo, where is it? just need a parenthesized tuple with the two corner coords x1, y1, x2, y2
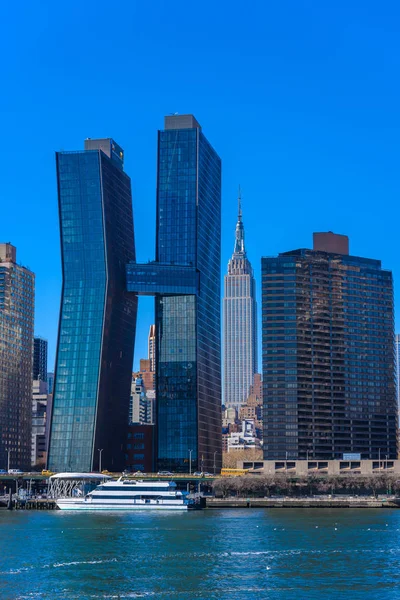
(41, 470, 54, 476)
(101, 470, 112, 475)
(220, 468, 249, 477)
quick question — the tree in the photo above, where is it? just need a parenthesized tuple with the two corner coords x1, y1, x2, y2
(260, 475, 275, 497)
(306, 473, 319, 496)
(213, 478, 233, 498)
(316, 478, 331, 495)
(326, 476, 340, 496)
(366, 474, 387, 498)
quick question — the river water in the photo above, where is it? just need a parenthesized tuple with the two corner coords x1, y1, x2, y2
(1, 508, 400, 599)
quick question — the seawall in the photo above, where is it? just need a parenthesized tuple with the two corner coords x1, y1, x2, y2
(207, 497, 400, 509)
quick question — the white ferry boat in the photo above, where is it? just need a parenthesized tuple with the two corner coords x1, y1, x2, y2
(56, 477, 196, 511)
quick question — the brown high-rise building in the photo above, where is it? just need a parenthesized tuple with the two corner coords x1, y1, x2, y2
(262, 232, 398, 461)
(249, 373, 262, 401)
(0, 243, 35, 471)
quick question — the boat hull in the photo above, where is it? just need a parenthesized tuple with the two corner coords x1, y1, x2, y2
(56, 499, 191, 511)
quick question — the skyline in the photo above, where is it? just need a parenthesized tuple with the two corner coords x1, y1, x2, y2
(1, 2, 400, 370)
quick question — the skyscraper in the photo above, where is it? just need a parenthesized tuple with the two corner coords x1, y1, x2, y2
(396, 334, 400, 423)
(262, 232, 398, 460)
(127, 114, 222, 472)
(0, 243, 35, 471)
(48, 138, 137, 473)
(223, 191, 258, 410)
(148, 324, 156, 372)
(33, 337, 48, 382)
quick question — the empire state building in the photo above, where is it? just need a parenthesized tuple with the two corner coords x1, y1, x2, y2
(223, 191, 258, 410)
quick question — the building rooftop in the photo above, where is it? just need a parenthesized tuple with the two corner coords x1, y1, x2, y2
(164, 114, 201, 130)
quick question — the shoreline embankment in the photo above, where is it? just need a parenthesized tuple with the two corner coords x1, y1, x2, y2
(206, 497, 400, 509)
(2, 497, 400, 510)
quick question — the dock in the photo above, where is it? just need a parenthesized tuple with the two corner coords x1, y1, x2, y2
(0, 496, 57, 510)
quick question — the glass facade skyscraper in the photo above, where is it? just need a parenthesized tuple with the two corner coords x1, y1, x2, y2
(126, 114, 222, 473)
(48, 139, 137, 473)
(0, 243, 35, 471)
(223, 192, 258, 410)
(156, 115, 222, 473)
(262, 232, 398, 461)
(33, 337, 48, 382)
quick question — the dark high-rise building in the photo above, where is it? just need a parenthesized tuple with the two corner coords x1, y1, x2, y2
(48, 138, 137, 473)
(0, 243, 35, 471)
(262, 232, 398, 461)
(33, 337, 48, 381)
(127, 114, 222, 473)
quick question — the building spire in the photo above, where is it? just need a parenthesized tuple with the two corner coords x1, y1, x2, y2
(234, 185, 246, 256)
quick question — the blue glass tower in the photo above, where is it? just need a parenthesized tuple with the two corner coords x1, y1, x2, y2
(127, 115, 222, 473)
(48, 139, 137, 472)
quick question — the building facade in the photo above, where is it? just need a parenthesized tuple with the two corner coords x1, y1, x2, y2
(129, 375, 154, 425)
(239, 394, 263, 439)
(137, 358, 155, 393)
(32, 379, 49, 468)
(126, 424, 154, 473)
(33, 337, 48, 382)
(148, 325, 156, 372)
(223, 193, 258, 410)
(249, 373, 263, 401)
(227, 420, 261, 452)
(126, 114, 222, 473)
(47, 372, 54, 395)
(0, 243, 35, 471)
(396, 334, 400, 424)
(262, 232, 398, 461)
(237, 458, 400, 476)
(156, 114, 221, 474)
(48, 138, 137, 473)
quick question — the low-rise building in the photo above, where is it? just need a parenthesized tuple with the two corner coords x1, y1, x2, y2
(239, 394, 262, 439)
(236, 458, 400, 476)
(227, 420, 261, 452)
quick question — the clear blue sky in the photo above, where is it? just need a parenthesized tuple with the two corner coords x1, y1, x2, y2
(1, 1, 400, 370)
